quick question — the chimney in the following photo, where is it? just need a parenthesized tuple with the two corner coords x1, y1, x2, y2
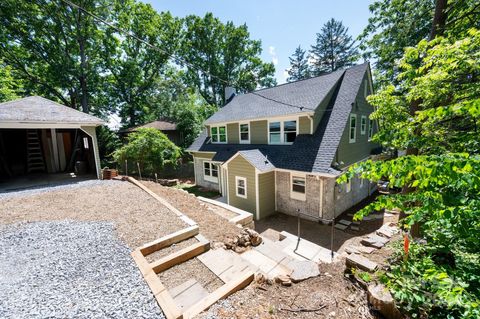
(224, 86, 236, 104)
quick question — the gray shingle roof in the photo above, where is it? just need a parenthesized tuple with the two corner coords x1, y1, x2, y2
(188, 63, 369, 175)
(121, 120, 177, 133)
(0, 96, 104, 125)
(205, 69, 345, 124)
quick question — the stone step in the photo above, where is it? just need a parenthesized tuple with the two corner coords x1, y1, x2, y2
(346, 253, 379, 272)
(170, 279, 209, 311)
(279, 231, 338, 263)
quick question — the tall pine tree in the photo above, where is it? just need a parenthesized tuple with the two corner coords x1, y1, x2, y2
(286, 45, 310, 82)
(310, 18, 358, 75)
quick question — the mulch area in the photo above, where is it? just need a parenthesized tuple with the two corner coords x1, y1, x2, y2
(0, 180, 187, 249)
(142, 181, 242, 243)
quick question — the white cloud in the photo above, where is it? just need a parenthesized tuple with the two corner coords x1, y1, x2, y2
(268, 45, 278, 65)
(272, 57, 279, 65)
(283, 70, 289, 81)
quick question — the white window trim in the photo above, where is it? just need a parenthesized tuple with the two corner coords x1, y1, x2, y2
(368, 119, 374, 141)
(360, 115, 367, 135)
(268, 118, 299, 145)
(210, 125, 227, 144)
(290, 173, 306, 201)
(349, 114, 357, 143)
(203, 161, 219, 183)
(238, 122, 250, 144)
(346, 178, 352, 193)
(235, 176, 247, 199)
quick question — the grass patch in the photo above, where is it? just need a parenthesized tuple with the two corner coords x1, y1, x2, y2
(174, 183, 220, 198)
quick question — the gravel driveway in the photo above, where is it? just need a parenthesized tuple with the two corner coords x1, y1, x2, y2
(0, 221, 164, 319)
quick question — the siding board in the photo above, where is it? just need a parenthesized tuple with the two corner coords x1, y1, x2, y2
(250, 120, 268, 144)
(258, 171, 275, 218)
(227, 156, 256, 214)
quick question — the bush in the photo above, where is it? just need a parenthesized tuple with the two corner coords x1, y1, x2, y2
(113, 128, 181, 177)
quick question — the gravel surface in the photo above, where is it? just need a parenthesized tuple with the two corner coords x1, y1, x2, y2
(0, 221, 163, 319)
(142, 182, 241, 243)
(0, 180, 187, 249)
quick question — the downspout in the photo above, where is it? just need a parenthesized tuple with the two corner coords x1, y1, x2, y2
(319, 177, 324, 219)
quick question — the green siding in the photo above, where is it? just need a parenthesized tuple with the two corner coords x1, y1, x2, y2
(227, 123, 239, 143)
(250, 120, 268, 144)
(191, 152, 214, 159)
(227, 156, 256, 215)
(299, 116, 311, 134)
(258, 171, 275, 218)
(313, 84, 337, 131)
(336, 73, 378, 168)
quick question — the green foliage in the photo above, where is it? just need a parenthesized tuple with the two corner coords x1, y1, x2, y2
(96, 126, 121, 168)
(286, 45, 310, 82)
(359, 0, 480, 86)
(179, 13, 276, 107)
(339, 29, 480, 318)
(113, 128, 181, 177)
(309, 18, 359, 75)
(0, 61, 22, 102)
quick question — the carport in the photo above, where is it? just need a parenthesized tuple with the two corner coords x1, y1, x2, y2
(0, 96, 104, 189)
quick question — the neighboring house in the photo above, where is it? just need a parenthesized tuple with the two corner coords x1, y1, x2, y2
(0, 96, 104, 181)
(187, 63, 379, 221)
(120, 120, 184, 146)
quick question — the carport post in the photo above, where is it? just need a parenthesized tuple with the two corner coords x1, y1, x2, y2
(50, 128, 60, 171)
(80, 126, 101, 179)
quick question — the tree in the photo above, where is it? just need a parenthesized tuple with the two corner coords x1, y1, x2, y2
(309, 18, 359, 75)
(0, 0, 113, 113)
(0, 61, 22, 102)
(358, 0, 480, 85)
(102, 1, 182, 127)
(340, 28, 480, 319)
(286, 46, 310, 82)
(113, 128, 181, 177)
(179, 13, 276, 107)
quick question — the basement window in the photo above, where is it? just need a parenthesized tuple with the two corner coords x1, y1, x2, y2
(291, 175, 306, 201)
(235, 176, 247, 198)
(349, 114, 357, 143)
(211, 126, 227, 143)
(239, 123, 249, 143)
(203, 161, 218, 182)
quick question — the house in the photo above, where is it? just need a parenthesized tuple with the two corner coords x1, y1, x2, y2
(119, 120, 184, 146)
(187, 63, 379, 221)
(0, 96, 104, 184)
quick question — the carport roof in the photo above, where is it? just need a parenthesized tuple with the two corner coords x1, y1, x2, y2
(0, 96, 104, 126)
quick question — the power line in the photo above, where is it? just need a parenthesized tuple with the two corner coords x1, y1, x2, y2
(60, 0, 316, 112)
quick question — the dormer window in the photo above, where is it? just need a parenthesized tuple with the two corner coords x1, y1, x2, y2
(239, 123, 249, 143)
(211, 125, 227, 143)
(269, 119, 297, 144)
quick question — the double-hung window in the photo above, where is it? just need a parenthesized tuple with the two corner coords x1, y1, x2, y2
(211, 126, 227, 143)
(239, 123, 249, 143)
(203, 161, 218, 182)
(368, 119, 374, 141)
(235, 176, 247, 198)
(291, 175, 306, 201)
(360, 115, 367, 135)
(269, 119, 297, 144)
(349, 114, 357, 143)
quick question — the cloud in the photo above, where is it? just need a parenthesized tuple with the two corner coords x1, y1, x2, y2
(268, 46, 278, 65)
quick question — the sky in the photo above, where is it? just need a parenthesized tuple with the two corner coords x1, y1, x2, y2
(146, 0, 374, 84)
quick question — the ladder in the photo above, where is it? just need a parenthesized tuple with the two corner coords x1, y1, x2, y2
(26, 129, 46, 173)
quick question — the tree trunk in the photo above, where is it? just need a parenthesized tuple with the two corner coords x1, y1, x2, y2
(76, 10, 89, 113)
(429, 0, 448, 39)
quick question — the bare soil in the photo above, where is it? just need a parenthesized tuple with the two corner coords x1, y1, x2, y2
(0, 180, 187, 249)
(142, 181, 242, 243)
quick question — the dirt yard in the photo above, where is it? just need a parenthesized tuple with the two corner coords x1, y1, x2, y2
(0, 180, 187, 249)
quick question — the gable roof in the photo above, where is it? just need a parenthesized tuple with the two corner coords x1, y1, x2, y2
(188, 63, 370, 175)
(121, 120, 177, 133)
(0, 96, 104, 125)
(205, 69, 345, 124)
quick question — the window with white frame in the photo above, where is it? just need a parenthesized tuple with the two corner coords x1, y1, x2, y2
(368, 119, 374, 140)
(235, 176, 247, 198)
(349, 114, 357, 143)
(346, 178, 352, 193)
(239, 123, 249, 143)
(211, 126, 227, 143)
(361, 115, 367, 135)
(269, 119, 297, 144)
(203, 161, 218, 182)
(290, 175, 306, 200)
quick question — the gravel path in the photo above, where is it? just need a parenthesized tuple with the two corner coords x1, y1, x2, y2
(0, 221, 164, 319)
(0, 180, 187, 249)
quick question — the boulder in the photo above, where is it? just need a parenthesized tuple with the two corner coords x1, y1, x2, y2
(250, 235, 262, 247)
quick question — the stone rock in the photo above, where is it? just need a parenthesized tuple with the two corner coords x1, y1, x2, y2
(288, 260, 320, 282)
(275, 275, 291, 286)
(212, 242, 226, 250)
(234, 246, 247, 254)
(280, 280, 292, 287)
(250, 235, 262, 247)
(237, 236, 246, 246)
(368, 284, 403, 319)
(346, 254, 378, 272)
